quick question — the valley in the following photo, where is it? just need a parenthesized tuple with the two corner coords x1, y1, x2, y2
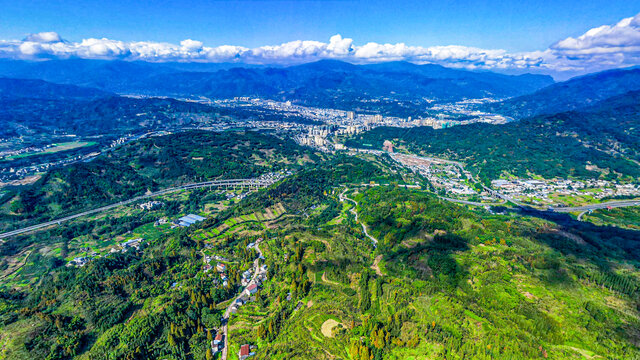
(0, 56, 639, 360)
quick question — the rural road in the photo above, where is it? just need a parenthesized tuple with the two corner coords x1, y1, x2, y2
(220, 240, 265, 360)
(339, 188, 378, 246)
(0, 178, 276, 240)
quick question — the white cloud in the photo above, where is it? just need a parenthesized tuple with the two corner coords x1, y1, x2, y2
(1, 14, 640, 76)
(548, 13, 640, 72)
(24, 31, 62, 43)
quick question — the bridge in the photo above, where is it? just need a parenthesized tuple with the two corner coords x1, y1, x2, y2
(0, 178, 277, 240)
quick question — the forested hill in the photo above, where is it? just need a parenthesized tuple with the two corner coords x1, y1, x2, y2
(0, 95, 219, 138)
(0, 130, 312, 231)
(347, 92, 640, 182)
(0, 77, 113, 100)
(487, 66, 640, 118)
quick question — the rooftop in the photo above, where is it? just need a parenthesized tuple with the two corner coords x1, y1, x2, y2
(240, 344, 250, 356)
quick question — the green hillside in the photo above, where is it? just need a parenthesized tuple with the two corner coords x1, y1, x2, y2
(0, 130, 312, 232)
(0, 151, 638, 360)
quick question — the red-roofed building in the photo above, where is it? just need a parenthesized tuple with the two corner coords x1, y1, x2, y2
(246, 283, 258, 295)
(213, 333, 222, 345)
(239, 344, 251, 360)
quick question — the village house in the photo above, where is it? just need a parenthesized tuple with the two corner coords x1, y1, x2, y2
(245, 283, 259, 296)
(239, 344, 255, 360)
(213, 333, 222, 345)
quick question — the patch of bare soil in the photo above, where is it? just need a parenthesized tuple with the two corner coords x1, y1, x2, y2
(371, 255, 383, 276)
(321, 319, 341, 338)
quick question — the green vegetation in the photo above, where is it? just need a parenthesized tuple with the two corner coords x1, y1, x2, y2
(222, 184, 640, 360)
(581, 206, 640, 230)
(1, 132, 639, 360)
(0, 130, 312, 232)
(2, 141, 97, 161)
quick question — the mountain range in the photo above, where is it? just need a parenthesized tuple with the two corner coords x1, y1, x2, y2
(0, 77, 112, 101)
(0, 59, 554, 108)
(487, 66, 640, 118)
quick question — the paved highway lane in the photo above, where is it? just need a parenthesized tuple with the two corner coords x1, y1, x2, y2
(551, 200, 640, 213)
(0, 178, 276, 240)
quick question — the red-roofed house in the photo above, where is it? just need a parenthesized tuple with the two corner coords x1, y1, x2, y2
(239, 344, 251, 360)
(213, 333, 222, 345)
(245, 283, 258, 295)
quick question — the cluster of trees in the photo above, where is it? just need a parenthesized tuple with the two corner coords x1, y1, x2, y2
(221, 155, 394, 223)
(349, 311, 416, 360)
(24, 313, 86, 360)
(357, 187, 473, 249)
(0, 218, 250, 360)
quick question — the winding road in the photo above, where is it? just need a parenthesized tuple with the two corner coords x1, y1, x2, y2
(0, 178, 276, 240)
(339, 188, 378, 246)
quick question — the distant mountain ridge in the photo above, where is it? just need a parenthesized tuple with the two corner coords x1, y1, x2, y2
(487, 66, 640, 118)
(0, 78, 220, 139)
(0, 77, 113, 100)
(0, 59, 554, 111)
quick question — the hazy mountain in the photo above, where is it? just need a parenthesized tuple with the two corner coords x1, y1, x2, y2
(0, 59, 181, 92)
(0, 77, 219, 138)
(488, 66, 640, 118)
(136, 59, 554, 102)
(0, 77, 113, 100)
(0, 59, 554, 108)
(0, 59, 271, 92)
(0, 77, 316, 139)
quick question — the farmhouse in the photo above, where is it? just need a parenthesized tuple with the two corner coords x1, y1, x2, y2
(239, 344, 255, 360)
(246, 283, 259, 295)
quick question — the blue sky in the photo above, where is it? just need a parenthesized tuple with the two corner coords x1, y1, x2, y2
(0, 0, 637, 51)
(1, 0, 639, 77)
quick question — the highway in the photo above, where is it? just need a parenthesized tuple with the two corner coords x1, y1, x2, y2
(377, 150, 640, 217)
(0, 178, 276, 240)
(551, 199, 640, 213)
(439, 196, 507, 207)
